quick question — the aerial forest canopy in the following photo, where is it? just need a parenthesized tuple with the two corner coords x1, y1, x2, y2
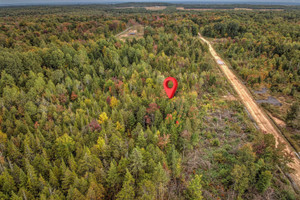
(0, 5, 299, 200)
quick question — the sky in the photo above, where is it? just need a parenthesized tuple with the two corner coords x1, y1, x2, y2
(0, 0, 299, 6)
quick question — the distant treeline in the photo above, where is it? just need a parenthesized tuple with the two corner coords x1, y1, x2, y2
(1, 3, 300, 17)
(177, 4, 299, 10)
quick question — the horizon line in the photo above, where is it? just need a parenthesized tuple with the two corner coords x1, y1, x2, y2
(1, 1, 300, 7)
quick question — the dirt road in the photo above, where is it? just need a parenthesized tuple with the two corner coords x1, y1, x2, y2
(199, 34, 300, 190)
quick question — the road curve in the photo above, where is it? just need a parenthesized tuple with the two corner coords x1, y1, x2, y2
(199, 33, 300, 190)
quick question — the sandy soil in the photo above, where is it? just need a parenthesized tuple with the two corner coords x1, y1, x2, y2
(145, 6, 167, 10)
(177, 7, 220, 11)
(223, 94, 237, 101)
(115, 6, 166, 11)
(199, 33, 300, 190)
(267, 111, 286, 127)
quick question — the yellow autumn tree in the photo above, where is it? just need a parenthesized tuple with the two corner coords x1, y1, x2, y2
(141, 90, 147, 99)
(98, 112, 108, 124)
(110, 96, 118, 108)
(84, 98, 92, 107)
(116, 121, 124, 133)
(95, 137, 106, 151)
(0, 130, 7, 143)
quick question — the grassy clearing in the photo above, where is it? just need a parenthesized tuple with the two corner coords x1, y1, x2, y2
(116, 24, 144, 41)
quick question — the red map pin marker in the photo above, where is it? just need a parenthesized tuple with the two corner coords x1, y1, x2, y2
(163, 77, 178, 99)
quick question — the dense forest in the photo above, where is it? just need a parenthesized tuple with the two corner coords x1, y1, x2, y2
(0, 5, 299, 200)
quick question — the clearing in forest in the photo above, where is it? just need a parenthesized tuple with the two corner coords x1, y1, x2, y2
(145, 6, 167, 10)
(116, 24, 144, 41)
(199, 33, 300, 190)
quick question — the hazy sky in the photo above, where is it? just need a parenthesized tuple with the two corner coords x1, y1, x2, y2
(1, 0, 299, 6)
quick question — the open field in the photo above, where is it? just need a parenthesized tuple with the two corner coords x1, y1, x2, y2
(114, 6, 283, 12)
(115, 6, 166, 10)
(177, 7, 226, 11)
(145, 6, 167, 10)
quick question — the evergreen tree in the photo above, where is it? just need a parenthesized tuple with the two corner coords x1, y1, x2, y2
(106, 161, 120, 193)
(186, 174, 203, 200)
(130, 148, 145, 179)
(116, 169, 135, 200)
(256, 170, 272, 193)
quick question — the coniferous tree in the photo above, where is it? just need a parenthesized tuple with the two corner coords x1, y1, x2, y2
(116, 169, 135, 200)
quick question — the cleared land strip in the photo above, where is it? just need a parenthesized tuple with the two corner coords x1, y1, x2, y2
(115, 25, 144, 41)
(199, 33, 300, 190)
(115, 27, 133, 38)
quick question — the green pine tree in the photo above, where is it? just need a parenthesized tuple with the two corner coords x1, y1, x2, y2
(116, 169, 135, 200)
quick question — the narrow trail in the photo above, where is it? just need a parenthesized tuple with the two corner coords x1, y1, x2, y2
(199, 34, 300, 190)
(115, 27, 132, 37)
